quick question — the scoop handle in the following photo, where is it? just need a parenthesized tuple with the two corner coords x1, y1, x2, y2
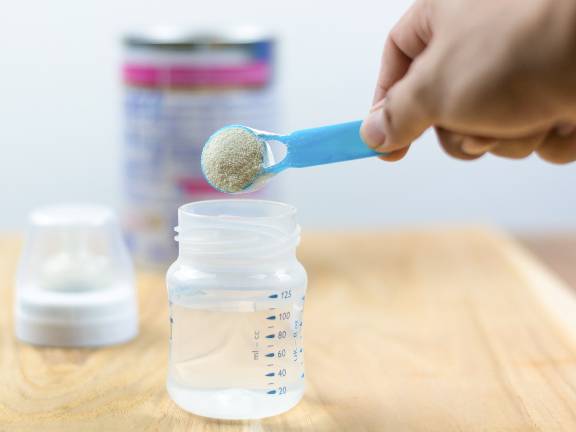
(281, 120, 382, 168)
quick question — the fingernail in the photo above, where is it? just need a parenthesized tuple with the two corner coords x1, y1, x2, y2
(361, 108, 386, 149)
(461, 139, 496, 155)
(370, 98, 386, 112)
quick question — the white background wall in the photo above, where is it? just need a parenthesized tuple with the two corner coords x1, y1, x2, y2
(0, 0, 574, 230)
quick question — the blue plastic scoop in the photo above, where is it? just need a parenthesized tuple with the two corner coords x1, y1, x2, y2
(201, 120, 384, 194)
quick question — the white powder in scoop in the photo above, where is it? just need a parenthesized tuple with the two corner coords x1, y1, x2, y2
(201, 127, 264, 193)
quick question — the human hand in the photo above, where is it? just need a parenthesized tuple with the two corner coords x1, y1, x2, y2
(361, 0, 576, 163)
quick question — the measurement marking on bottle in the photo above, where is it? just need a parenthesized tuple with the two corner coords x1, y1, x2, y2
(265, 334, 275, 339)
(267, 390, 277, 395)
(267, 325, 274, 329)
(267, 382, 274, 385)
(267, 363, 274, 367)
(265, 372, 275, 377)
(266, 315, 276, 320)
(265, 353, 274, 358)
(268, 294, 278, 299)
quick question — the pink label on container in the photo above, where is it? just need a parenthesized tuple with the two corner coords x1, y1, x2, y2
(123, 62, 271, 87)
(178, 177, 222, 195)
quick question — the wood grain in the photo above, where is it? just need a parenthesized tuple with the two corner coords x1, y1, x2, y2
(2, 229, 576, 431)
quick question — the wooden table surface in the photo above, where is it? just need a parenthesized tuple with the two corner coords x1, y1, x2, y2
(519, 234, 576, 292)
(2, 229, 576, 431)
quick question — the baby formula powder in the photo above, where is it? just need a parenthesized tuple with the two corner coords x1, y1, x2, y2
(122, 28, 278, 266)
(201, 127, 264, 193)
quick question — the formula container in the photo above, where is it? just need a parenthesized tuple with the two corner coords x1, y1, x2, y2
(122, 28, 278, 267)
(166, 200, 307, 419)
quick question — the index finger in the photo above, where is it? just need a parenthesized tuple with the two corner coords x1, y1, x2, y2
(373, 0, 433, 104)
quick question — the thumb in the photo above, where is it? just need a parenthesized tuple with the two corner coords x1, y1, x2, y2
(361, 54, 436, 152)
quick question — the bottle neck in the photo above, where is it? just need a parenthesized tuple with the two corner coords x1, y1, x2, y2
(177, 245, 300, 271)
(175, 199, 301, 271)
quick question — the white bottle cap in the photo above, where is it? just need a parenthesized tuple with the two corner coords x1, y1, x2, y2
(14, 204, 138, 347)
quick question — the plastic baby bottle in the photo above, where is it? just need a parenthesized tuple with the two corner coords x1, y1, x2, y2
(166, 200, 307, 419)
